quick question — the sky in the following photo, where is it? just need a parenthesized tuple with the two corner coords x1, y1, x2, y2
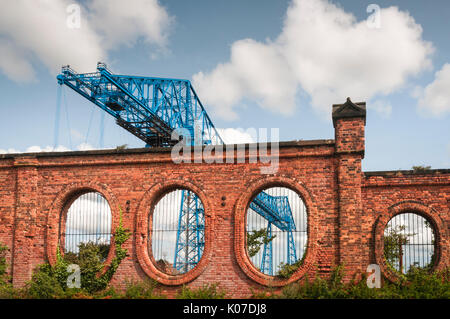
(0, 0, 449, 171)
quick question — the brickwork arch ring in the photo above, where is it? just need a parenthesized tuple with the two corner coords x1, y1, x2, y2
(46, 181, 120, 273)
(234, 175, 319, 287)
(374, 201, 448, 283)
(135, 179, 213, 286)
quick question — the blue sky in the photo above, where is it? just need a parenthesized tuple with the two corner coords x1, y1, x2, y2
(0, 0, 448, 171)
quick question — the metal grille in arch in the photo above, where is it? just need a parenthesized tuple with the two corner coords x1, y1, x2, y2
(246, 187, 308, 276)
(63, 192, 112, 255)
(383, 212, 435, 274)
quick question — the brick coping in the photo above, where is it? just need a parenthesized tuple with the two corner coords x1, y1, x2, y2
(0, 139, 335, 159)
(364, 169, 450, 176)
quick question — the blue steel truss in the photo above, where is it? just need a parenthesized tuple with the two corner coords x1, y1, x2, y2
(57, 62, 223, 147)
(56, 62, 297, 276)
(250, 191, 297, 275)
(173, 190, 205, 273)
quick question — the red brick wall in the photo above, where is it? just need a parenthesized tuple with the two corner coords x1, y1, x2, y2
(0, 114, 448, 298)
(362, 171, 450, 282)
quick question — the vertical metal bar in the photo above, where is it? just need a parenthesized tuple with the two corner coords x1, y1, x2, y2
(100, 111, 105, 149)
(54, 85, 62, 149)
(174, 190, 185, 269)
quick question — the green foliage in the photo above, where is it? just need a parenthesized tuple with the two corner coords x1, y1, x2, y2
(412, 165, 431, 173)
(276, 260, 301, 279)
(246, 228, 276, 258)
(278, 265, 450, 299)
(25, 264, 68, 299)
(391, 266, 450, 299)
(22, 207, 131, 297)
(0, 243, 8, 279)
(0, 243, 21, 299)
(102, 209, 131, 284)
(1, 232, 448, 299)
(383, 224, 414, 272)
(176, 283, 227, 299)
(249, 287, 277, 299)
(123, 279, 166, 299)
(116, 144, 128, 150)
(280, 268, 348, 299)
(0, 284, 21, 299)
(276, 250, 308, 279)
(64, 243, 110, 264)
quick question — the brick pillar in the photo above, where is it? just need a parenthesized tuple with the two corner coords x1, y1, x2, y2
(12, 156, 39, 287)
(333, 98, 366, 281)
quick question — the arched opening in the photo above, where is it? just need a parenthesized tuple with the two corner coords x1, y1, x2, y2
(245, 186, 307, 277)
(61, 191, 112, 263)
(383, 212, 436, 274)
(151, 188, 205, 275)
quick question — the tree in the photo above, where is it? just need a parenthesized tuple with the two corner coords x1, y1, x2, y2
(412, 165, 431, 173)
(384, 224, 414, 273)
(246, 228, 276, 258)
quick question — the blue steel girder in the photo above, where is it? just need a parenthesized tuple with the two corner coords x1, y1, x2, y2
(260, 222, 273, 276)
(56, 63, 223, 147)
(250, 191, 298, 274)
(249, 192, 296, 232)
(173, 190, 205, 273)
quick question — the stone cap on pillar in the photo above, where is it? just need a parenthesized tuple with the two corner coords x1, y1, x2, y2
(332, 97, 366, 128)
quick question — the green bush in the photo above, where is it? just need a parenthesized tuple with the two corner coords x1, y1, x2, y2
(0, 243, 21, 299)
(0, 243, 8, 280)
(1, 233, 448, 300)
(176, 283, 227, 299)
(22, 207, 131, 298)
(24, 264, 67, 299)
(123, 279, 166, 299)
(279, 265, 450, 299)
(276, 260, 302, 279)
(389, 266, 450, 299)
(246, 228, 276, 258)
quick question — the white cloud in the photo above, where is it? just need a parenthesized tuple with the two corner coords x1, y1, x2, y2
(87, 0, 173, 49)
(0, 148, 20, 154)
(25, 145, 72, 153)
(417, 63, 450, 116)
(0, 0, 104, 80)
(193, 0, 433, 120)
(76, 142, 95, 151)
(367, 99, 392, 118)
(193, 40, 297, 120)
(0, 143, 94, 154)
(0, 0, 172, 82)
(0, 38, 36, 81)
(216, 128, 256, 144)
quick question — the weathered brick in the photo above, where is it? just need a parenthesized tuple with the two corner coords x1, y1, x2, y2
(0, 101, 448, 298)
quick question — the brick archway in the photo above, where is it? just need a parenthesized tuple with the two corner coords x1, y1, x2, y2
(135, 179, 214, 285)
(374, 200, 448, 282)
(234, 175, 319, 286)
(46, 181, 120, 272)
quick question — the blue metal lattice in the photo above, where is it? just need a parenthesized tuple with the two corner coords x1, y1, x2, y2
(57, 62, 223, 147)
(250, 191, 297, 275)
(173, 190, 205, 273)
